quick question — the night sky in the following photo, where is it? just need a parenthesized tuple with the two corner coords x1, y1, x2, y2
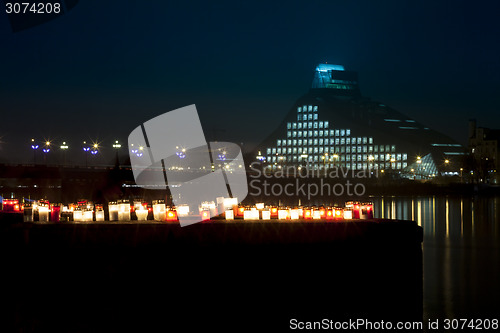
(1, 0, 499, 164)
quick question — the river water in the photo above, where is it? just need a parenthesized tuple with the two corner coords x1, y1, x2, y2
(372, 196, 500, 321)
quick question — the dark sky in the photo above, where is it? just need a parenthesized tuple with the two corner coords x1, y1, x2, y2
(1, 0, 499, 164)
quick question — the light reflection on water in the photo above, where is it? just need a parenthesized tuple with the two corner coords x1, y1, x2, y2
(372, 196, 500, 320)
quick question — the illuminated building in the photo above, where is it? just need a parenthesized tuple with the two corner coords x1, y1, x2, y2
(256, 64, 465, 178)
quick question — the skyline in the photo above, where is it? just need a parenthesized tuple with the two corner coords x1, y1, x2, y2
(1, 0, 499, 163)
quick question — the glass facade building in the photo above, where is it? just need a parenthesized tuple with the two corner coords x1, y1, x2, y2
(256, 64, 465, 178)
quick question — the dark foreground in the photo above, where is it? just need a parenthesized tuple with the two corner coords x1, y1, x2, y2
(2, 219, 423, 332)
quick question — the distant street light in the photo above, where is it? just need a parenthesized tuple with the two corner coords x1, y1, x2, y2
(60, 141, 69, 165)
(83, 141, 90, 167)
(113, 140, 121, 165)
(31, 138, 39, 164)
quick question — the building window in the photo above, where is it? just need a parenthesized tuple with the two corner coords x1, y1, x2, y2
(346, 138, 350, 144)
(314, 131, 318, 137)
(313, 106, 318, 112)
(352, 147, 356, 153)
(308, 139, 313, 145)
(391, 145, 396, 152)
(313, 114, 318, 120)
(308, 114, 313, 120)
(335, 130, 340, 136)
(267, 148, 271, 155)
(302, 115, 307, 121)
(357, 137, 362, 144)
(293, 123, 297, 129)
(380, 145, 385, 152)
(341, 129, 345, 136)
(325, 121, 329, 128)
(335, 138, 340, 145)
(363, 146, 367, 153)
(346, 147, 351, 153)
(363, 137, 367, 144)
(341, 138, 345, 145)
(308, 122, 313, 129)
(314, 139, 318, 145)
(298, 123, 302, 129)
(369, 137, 373, 144)
(313, 122, 318, 128)
(272, 148, 276, 154)
(319, 121, 323, 128)
(374, 146, 378, 152)
(330, 130, 335, 136)
(287, 123, 291, 129)
(308, 105, 313, 112)
(319, 139, 323, 145)
(277, 148, 281, 154)
(403, 154, 407, 161)
(346, 129, 351, 136)
(297, 107, 302, 113)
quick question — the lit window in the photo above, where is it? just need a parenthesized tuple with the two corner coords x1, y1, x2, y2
(380, 145, 384, 152)
(313, 106, 318, 112)
(277, 148, 281, 154)
(288, 148, 292, 154)
(297, 107, 302, 113)
(358, 155, 362, 161)
(298, 139, 302, 145)
(319, 121, 323, 128)
(397, 154, 401, 161)
(346, 129, 351, 136)
(346, 147, 351, 153)
(363, 137, 367, 144)
(341, 129, 345, 136)
(293, 123, 297, 129)
(293, 131, 297, 137)
(272, 148, 276, 154)
(293, 148, 297, 154)
(391, 145, 396, 152)
(335, 130, 340, 136)
(314, 131, 318, 137)
(319, 130, 323, 137)
(325, 121, 329, 128)
(341, 146, 345, 153)
(369, 137, 373, 144)
(357, 137, 362, 144)
(313, 114, 318, 120)
(298, 123, 302, 129)
(346, 155, 351, 161)
(308, 130, 312, 137)
(403, 154, 407, 160)
(277, 140, 281, 146)
(330, 130, 335, 136)
(298, 131, 302, 138)
(341, 138, 345, 145)
(346, 138, 350, 144)
(319, 147, 323, 153)
(293, 140, 297, 146)
(303, 115, 307, 121)
(308, 105, 313, 112)
(319, 139, 323, 145)
(313, 122, 318, 128)
(308, 114, 313, 120)
(314, 139, 318, 145)
(287, 140, 291, 146)
(374, 146, 378, 152)
(363, 155, 367, 161)
(272, 156, 276, 163)
(287, 131, 291, 138)
(267, 148, 271, 155)
(363, 146, 367, 153)
(303, 105, 307, 111)
(335, 138, 340, 145)
(403, 162, 407, 168)
(386, 145, 390, 152)
(308, 122, 312, 129)
(287, 123, 291, 129)
(352, 147, 356, 153)
(308, 139, 313, 145)
(308, 147, 312, 153)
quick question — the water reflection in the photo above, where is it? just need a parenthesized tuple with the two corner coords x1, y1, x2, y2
(372, 196, 500, 321)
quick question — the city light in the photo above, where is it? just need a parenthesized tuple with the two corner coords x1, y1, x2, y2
(113, 140, 121, 149)
(60, 142, 69, 150)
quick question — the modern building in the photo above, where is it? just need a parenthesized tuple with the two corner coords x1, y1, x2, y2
(468, 120, 499, 184)
(256, 64, 465, 178)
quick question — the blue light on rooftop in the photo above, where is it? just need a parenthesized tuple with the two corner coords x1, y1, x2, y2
(315, 64, 345, 72)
